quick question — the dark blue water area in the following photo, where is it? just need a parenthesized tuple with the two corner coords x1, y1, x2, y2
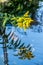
(0, 1, 43, 65)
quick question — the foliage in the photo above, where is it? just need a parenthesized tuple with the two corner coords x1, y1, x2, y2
(0, 0, 39, 16)
(0, 0, 41, 30)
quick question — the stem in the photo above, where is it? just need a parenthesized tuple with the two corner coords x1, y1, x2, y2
(3, 43, 9, 65)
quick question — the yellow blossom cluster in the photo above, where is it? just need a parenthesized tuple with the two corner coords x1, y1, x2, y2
(11, 11, 33, 31)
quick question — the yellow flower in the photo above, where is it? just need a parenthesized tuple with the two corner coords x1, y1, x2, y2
(26, 22, 30, 28)
(17, 22, 23, 29)
(25, 18, 33, 27)
(23, 24, 26, 31)
(17, 17, 23, 23)
(23, 17, 33, 30)
(24, 11, 29, 17)
(10, 11, 33, 31)
(28, 19, 33, 23)
(23, 21, 27, 31)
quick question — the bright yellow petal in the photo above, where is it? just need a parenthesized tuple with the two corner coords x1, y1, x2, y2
(17, 22, 23, 29)
(24, 11, 29, 17)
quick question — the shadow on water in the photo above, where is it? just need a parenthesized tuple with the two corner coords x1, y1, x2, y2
(0, 26, 34, 65)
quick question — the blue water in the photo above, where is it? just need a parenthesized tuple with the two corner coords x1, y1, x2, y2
(0, 1, 43, 65)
